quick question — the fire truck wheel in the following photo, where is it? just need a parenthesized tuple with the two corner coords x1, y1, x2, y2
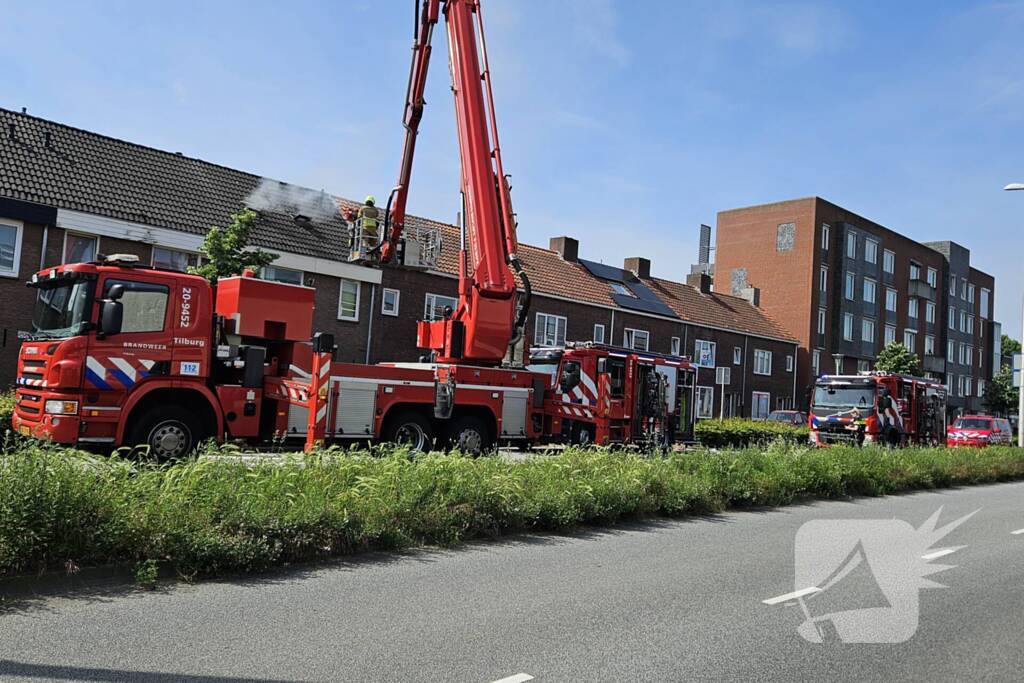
(570, 422, 594, 447)
(131, 407, 204, 461)
(383, 411, 434, 452)
(448, 416, 492, 455)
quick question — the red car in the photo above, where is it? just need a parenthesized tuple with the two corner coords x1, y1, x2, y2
(946, 415, 1014, 447)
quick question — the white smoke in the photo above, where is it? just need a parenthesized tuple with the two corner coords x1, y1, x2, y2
(244, 177, 341, 223)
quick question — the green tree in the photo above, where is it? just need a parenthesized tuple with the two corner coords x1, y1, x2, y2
(984, 365, 1018, 415)
(874, 341, 922, 375)
(189, 209, 277, 283)
(1001, 334, 1021, 359)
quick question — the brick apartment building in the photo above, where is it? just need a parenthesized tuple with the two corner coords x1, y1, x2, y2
(715, 197, 998, 416)
(0, 107, 799, 420)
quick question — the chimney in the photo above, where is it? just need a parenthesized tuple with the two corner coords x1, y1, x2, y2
(740, 286, 761, 307)
(686, 272, 712, 294)
(624, 256, 651, 279)
(549, 236, 579, 262)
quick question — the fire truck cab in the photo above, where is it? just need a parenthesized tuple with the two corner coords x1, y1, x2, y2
(809, 371, 946, 447)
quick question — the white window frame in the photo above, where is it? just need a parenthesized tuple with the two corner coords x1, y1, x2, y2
(883, 249, 895, 274)
(821, 224, 830, 249)
(812, 349, 821, 377)
(819, 265, 828, 293)
(846, 232, 857, 259)
(845, 271, 855, 300)
(753, 349, 772, 376)
(927, 267, 937, 288)
(671, 336, 681, 356)
(909, 262, 921, 281)
(925, 334, 935, 355)
(696, 386, 714, 419)
(925, 301, 935, 324)
(908, 297, 919, 319)
(950, 277, 956, 296)
(968, 283, 975, 304)
(733, 346, 742, 365)
(694, 339, 716, 368)
(623, 327, 649, 352)
(534, 312, 567, 347)
(424, 292, 458, 322)
(947, 340, 955, 360)
(865, 238, 878, 264)
(785, 354, 794, 372)
(885, 288, 897, 312)
(63, 231, 99, 264)
(967, 315, 974, 335)
(0, 218, 24, 278)
(843, 313, 854, 341)
(863, 278, 876, 304)
(751, 391, 771, 420)
(381, 287, 400, 317)
(960, 310, 967, 333)
(904, 329, 916, 350)
(818, 308, 826, 334)
(593, 323, 605, 344)
(337, 279, 361, 321)
(862, 318, 875, 343)
(884, 324, 896, 345)
(980, 288, 991, 320)
(948, 306, 956, 330)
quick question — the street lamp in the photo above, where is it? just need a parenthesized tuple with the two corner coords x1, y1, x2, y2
(1005, 183, 1024, 446)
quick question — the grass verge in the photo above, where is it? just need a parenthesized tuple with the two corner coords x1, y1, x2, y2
(3, 439, 1024, 582)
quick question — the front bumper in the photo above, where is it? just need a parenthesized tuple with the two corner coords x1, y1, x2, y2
(12, 388, 83, 443)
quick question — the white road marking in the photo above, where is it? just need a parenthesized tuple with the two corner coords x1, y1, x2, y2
(921, 547, 961, 561)
(1011, 528, 1024, 535)
(490, 675, 534, 683)
(762, 586, 820, 605)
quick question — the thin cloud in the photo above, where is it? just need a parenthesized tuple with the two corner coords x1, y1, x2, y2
(567, 0, 630, 67)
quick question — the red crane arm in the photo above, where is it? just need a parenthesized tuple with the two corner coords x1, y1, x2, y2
(381, 0, 530, 365)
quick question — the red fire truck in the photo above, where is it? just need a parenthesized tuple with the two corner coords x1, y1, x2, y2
(809, 372, 947, 447)
(10, 0, 696, 457)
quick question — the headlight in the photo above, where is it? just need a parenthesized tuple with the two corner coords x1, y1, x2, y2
(44, 400, 79, 415)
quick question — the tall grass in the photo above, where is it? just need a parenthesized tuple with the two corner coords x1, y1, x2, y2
(2, 439, 1024, 581)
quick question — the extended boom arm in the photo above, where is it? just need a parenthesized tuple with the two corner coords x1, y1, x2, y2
(381, 0, 530, 365)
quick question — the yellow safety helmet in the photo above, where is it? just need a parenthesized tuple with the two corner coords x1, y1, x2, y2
(365, 195, 376, 205)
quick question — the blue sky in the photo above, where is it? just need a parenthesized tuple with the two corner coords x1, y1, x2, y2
(2, 1, 1022, 333)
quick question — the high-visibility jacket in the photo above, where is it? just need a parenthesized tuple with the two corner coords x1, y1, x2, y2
(358, 204, 379, 230)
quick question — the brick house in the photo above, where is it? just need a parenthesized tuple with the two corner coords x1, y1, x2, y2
(0, 107, 798, 419)
(715, 197, 998, 416)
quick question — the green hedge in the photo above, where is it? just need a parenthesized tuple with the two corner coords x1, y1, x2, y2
(0, 390, 14, 431)
(695, 418, 809, 448)
(3, 440, 1024, 582)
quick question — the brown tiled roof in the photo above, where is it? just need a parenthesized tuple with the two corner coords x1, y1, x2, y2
(1, 106, 792, 342)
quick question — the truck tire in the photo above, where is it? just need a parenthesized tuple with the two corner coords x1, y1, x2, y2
(383, 411, 434, 452)
(129, 406, 205, 461)
(448, 416, 492, 455)
(570, 421, 594, 447)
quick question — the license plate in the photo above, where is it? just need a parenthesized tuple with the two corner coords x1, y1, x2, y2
(19, 425, 30, 436)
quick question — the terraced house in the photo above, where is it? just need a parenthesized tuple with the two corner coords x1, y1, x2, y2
(0, 107, 798, 419)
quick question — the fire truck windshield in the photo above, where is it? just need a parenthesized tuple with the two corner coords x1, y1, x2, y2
(813, 383, 876, 410)
(30, 280, 93, 339)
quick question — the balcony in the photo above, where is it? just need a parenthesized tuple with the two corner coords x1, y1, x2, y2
(907, 278, 934, 300)
(923, 354, 946, 374)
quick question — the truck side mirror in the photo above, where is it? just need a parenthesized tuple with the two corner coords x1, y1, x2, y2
(99, 300, 124, 336)
(559, 368, 580, 393)
(106, 283, 125, 301)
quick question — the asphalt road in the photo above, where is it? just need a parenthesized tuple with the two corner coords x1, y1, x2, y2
(4, 481, 1024, 682)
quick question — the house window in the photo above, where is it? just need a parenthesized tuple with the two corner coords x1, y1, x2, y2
(812, 350, 821, 376)
(786, 354, 794, 372)
(593, 323, 605, 344)
(623, 328, 649, 351)
(886, 288, 897, 312)
(337, 279, 360, 321)
(818, 308, 826, 334)
(967, 315, 974, 335)
(694, 339, 716, 368)
(883, 249, 895, 274)
(152, 246, 198, 272)
(948, 306, 956, 330)
(960, 277, 967, 298)
(958, 343, 966, 364)
(909, 262, 921, 281)
(947, 340, 955, 360)
(979, 379, 986, 397)
(862, 318, 875, 343)
(64, 232, 98, 263)
(865, 239, 878, 264)
(0, 219, 23, 277)
(845, 272, 855, 300)
(776, 223, 795, 251)
(857, 360, 871, 373)
(950, 277, 956, 296)
(904, 329, 916, 350)
(671, 336, 681, 356)
(980, 288, 991, 319)
(733, 346, 742, 365)
(965, 345, 973, 367)
(927, 267, 937, 288)
(424, 292, 458, 321)
(843, 313, 854, 341)
(968, 283, 975, 304)
(381, 288, 400, 316)
(696, 386, 714, 419)
(821, 224, 830, 249)
(751, 391, 771, 420)
(819, 266, 828, 293)
(753, 349, 772, 375)
(262, 265, 304, 285)
(908, 297, 919, 319)
(959, 310, 967, 333)
(534, 312, 567, 347)
(964, 377, 973, 398)
(846, 232, 857, 259)
(610, 282, 635, 298)
(925, 334, 935, 355)
(925, 302, 935, 324)
(863, 278, 876, 304)
(885, 324, 896, 345)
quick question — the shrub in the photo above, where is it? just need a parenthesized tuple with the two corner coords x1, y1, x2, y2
(0, 389, 14, 431)
(695, 418, 809, 448)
